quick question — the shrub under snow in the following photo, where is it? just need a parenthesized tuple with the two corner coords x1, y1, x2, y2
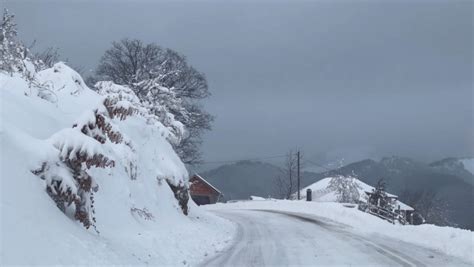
(1, 58, 234, 265)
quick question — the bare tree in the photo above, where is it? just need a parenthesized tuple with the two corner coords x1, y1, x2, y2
(0, 9, 29, 74)
(96, 39, 161, 85)
(95, 39, 213, 164)
(34, 47, 60, 69)
(274, 150, 298, 199)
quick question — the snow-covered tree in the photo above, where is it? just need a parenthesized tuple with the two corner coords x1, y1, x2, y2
(95, 39, 213, 164)
(0, 8, 30, 74)
(34, 47, 60, 70)
(327, 175, 361, 203)
(33, 128, 114, 230)
(134, 78, 187, 140)
(94, 81, 190, 214)
(368, 179, 393, 210)
(94, 81, 185, 144)
(31, 92, 140, 230)
(0, 9, 59, 102)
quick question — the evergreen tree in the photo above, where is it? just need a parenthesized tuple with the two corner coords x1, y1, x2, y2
(368, 179, 393, 210)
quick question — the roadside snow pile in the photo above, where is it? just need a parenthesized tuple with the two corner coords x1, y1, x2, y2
(207, 200, 474, 263)
(0, 63, 235, 265)
(250, 196, 266, 201)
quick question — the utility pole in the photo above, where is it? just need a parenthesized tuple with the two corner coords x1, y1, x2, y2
(297, 150, 301, 200)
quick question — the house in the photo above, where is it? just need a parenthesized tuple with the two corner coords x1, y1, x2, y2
(365, 191, 414, 213)
(298, 177, 416, 224)
(364, 190, 415, 224)
(189, 174, 222, 205)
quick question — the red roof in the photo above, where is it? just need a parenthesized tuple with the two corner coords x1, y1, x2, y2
(191, 174, 222, 195)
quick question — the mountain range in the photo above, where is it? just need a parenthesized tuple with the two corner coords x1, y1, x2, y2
(201, 160, 319, 200)
(199, 157, 473, 229)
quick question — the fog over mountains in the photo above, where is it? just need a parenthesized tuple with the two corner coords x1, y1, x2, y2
(202, 160, 319, 201)
(200, 156, 473, 229)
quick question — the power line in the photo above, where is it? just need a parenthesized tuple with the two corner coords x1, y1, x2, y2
(303, 159, 338, 173)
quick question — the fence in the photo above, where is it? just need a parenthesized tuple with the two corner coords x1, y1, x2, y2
(358, 203, 408, 225)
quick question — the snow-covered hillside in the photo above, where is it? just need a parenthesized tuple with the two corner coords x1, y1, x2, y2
(429, 157, 474, 184)
(0, 63, 235, 265)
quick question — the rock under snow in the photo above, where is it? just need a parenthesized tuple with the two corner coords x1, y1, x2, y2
(0, 63, 235, 265)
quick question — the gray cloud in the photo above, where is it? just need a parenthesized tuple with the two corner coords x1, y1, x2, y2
(5, 0, 473, 164)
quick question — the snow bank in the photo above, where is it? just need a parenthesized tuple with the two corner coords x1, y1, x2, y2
(249, 196, 266, 200)
(207, 201, 474, 263)
(0, 64, 235, 265)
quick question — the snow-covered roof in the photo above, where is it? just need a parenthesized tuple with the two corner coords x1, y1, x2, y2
(192, 174, 222, 195)
(394, 200, 414, 211)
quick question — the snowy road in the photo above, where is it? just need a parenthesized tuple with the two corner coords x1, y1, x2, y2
(201, 209, 471, 266)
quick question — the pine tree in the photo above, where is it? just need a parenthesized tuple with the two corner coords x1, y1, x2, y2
(368, 179, 393, 210)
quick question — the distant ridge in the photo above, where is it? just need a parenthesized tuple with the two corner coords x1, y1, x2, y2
(202, 156, 473, 229)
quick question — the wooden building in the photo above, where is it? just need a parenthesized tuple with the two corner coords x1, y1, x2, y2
(363, 191, 415, 224)
(189, 174, 222, 205)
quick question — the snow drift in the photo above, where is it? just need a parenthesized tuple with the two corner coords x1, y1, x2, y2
(0, 63, 234, 265)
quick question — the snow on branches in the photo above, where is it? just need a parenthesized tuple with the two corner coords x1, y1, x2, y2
(327, 175, 362, 203)
(0, 8, 28, 74)
(95, 81, 185, 145)
(0, 9, 42, 78)
(31, 82, 192, 229)
(31, 93, 138, 230)
(95, 81, 191, 211)
(368, 179, 393, 211)
(33, 128, 114, 230)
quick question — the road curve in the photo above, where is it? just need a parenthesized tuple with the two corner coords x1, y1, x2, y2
(200, 209, 471, 267)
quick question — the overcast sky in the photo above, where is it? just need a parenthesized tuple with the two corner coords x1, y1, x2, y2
(5, 0, 473, 167)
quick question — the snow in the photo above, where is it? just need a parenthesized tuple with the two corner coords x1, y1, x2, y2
(249, 196, 266, 200)
(0, 64, 235, 265)
(36, 62, 88, 95)
(461, 158, 474, 175)
(300, 177, 413, 211)
(48, 128, 111, 162)
(94, 81, 184, 145)
(207, 200, 474, 264)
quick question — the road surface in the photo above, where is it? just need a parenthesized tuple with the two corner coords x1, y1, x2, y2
(201, 209, 471, 266)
